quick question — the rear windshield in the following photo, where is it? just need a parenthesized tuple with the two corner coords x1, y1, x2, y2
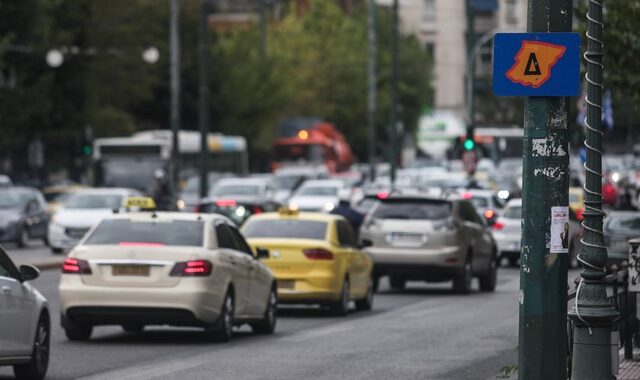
(470, 197, 488, 209)
(212, 185, 260, 196)
(372, 201, 451, 220)
(66, 194, 122, 209)
(85, 219, 204, 247)
(503, 206, 522, 219)
(297, 186, 338, 196)
(243, 219, 327, 240)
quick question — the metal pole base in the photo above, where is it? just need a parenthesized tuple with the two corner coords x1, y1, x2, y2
(570, 326, 616, 380)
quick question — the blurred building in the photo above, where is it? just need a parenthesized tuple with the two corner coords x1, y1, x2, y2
(377, 0, 526, 119)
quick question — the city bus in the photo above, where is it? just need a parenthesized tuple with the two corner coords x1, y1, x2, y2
(93, 130, 248, 193)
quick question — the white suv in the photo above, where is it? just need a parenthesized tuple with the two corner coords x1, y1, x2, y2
(0, 246, 50, 380)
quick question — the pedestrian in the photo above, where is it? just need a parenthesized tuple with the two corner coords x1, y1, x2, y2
(331, 191, 365, 237)
(150, 169, 173, 211)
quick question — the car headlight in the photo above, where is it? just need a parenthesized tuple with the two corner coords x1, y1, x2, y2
(176, 199, 186, 210)
(497, 190, 510, 200)
(288, 202, 298, 211)
(324, 202, 335, 212)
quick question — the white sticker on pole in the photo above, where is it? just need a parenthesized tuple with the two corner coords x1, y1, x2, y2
(550, 206, 569, 253)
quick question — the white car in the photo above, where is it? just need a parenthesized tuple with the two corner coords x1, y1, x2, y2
(492, 199, 522, 267)
(288, 179, 345, 212)
(59, 212, 277, 342)
(48, 188, 142, 253)
(0, 247, 49, 380)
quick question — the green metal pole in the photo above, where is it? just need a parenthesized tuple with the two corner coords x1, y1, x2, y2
(170, 0, 181, 209)
(367, 0, 377, 182)
(568, 0, 619, 378)
(465, 0, 475, 144)
(198, 0, 210, 199)
(389, 0, 398, 184)
(518, 0, 572, 378)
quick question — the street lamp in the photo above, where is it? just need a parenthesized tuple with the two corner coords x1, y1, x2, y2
(46, 49, 64, 68)
(142, 46, 160, 64)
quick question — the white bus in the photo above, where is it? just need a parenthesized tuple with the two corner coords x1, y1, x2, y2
(93, 130, 248, 193)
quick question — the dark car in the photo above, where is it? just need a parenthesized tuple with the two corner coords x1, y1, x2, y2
(0, 187, 49, 247)
(604, 211, 640, 269)
(197, 198, 281, 226)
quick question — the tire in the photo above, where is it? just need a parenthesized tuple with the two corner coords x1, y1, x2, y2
(453, 258, 473, 294)
(508, 257, 519, 268)
(122, 323, 144, 334)
(251, 287, 277, 334)
(16, 227, 29, 248)
(355, 277, 374, 311)
(51, 247, 63, 254)
(64, 322, 92, 341)
(14, 312, 50, 380)
(372, 276, 380, 293)
(207, 290, 234, 342)
(329, 278, 350, 316)
(479, 256, 497, 292)
(389, 276, 406, 291)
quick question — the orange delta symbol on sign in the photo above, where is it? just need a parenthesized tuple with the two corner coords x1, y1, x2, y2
(493, 33, 580, 97)
(505, 41, 566, 89)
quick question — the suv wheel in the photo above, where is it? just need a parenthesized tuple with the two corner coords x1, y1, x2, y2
(479, 256, 497, 292)
(453, 259, 473, 294)
(389, 276, 406, 291)
(64, 322, 92, 341)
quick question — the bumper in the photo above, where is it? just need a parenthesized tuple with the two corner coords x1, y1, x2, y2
(59, 275, 224, 326)
(48, 224, 80, 250)
(275, 273, 344, 304)
(366, 245, 463, 266)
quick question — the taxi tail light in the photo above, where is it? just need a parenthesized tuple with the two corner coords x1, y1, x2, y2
(575, 208, 584, 221)
(303, 248, 334, 260)
(170, 260, 212, 277)
(62, 258, 92, 274)
(492, 221, 505, 231)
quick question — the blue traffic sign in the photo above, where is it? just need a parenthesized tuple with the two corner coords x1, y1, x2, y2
(493, 33, 580, 97)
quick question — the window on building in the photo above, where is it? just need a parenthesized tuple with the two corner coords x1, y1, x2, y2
(425, 43, 435, 57)
(506, 0, 518, 24)
(423, 0, 435, 23)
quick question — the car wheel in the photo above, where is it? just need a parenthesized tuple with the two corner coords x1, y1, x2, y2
(453, 258, 473, 294)
(251, 286, 277, 334)
(329, 277, 350, 316)
(64, 321, 93, 341)
(122, 323, 145, 334)
(207, 290, 234, 342)
(389, 276, 406, 291)
(14, 312, 50, 380)
(372, 276, 380, 293)
(479, 256, 497, 292)
(16, 226, 29, 248)
(355, 277, 374, 311)
(51, 247, 63, 254)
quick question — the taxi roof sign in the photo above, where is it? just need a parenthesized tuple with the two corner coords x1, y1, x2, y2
(278, 207, 300, 216)
(493, 33, 580, 97)
(125, 197, 156, 210)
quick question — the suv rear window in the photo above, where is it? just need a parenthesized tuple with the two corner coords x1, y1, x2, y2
(243, 220, 327, 240)
(372, 200, 451, 220)
(85, 219, 204, 247)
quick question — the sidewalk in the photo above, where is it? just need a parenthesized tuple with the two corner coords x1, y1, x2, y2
(619, 349, 640, 380)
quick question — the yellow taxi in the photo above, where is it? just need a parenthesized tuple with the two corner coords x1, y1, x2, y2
(242, 209, 374, 315)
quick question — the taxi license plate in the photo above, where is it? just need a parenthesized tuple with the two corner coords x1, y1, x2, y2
(112, 265, 150, 276)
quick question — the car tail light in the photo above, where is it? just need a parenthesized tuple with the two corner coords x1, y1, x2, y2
(461, 192, 473, 200)
(492, 221, 505, 231)
(170, 260, 212, 277)
(303, 248, 334, 260)
(376, 192, 389, 199)
(483, 209, 496, 220)
(62, 258, 92, 274)
(194, 204, 202, 213)
(216, 199, 237, 207)
(252, 206, 264, 214)
(575, 208, 584, 221)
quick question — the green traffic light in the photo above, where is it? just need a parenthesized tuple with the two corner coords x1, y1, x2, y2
(463, 139, 475, 151)
(82, 145, 93, 155)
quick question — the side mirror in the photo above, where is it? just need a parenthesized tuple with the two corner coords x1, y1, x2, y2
(19, 265, 40, 282)
(256, 247, 270, 260)
(360, 239, 373, 249)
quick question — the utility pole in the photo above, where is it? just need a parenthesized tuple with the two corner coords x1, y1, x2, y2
(257, 0, 267, 57)
(198, 0, 210, 199)
(518, 1, 572, 379)
(367, 0, 377, 182)
(568, 0, 619, 377)
(465, 0, 475, 143)
(170, 0, 181, 208)
(389, 0, 398, 184)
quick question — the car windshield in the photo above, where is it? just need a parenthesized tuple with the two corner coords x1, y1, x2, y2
(274, 175, 304, 190)
(243, 219, 327, 240)
(65, 194, 123, 209)
(607, 216, 640, 233)
(0, 191, 28, 209)
(85, 219, 204, 246)
(200, 203, 259, 226)
(503, 206, 522, 219)
(44, 191, 74, 203)
(372, 201, 451, 220)
(297, 186, 338, 196)
(212, 184, 261, 196)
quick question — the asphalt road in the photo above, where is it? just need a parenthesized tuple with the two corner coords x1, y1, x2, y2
(1, 245, 576, 380)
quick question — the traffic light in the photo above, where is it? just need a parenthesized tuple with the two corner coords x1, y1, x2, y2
(82, 144, 93, 156)
(463, 138, 475, 151)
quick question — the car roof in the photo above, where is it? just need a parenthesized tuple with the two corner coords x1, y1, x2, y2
(74, 188, 139, 195)
(106, 211, 222, 222)
(216, 177, 269, 186)
(246, 212, 342, 223)
(299, 179, 343, 187)
(380, 194, 452, 203)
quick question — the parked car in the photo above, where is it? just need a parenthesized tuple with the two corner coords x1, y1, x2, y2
(59, 212, 277, 342)
(359, 194, 497, 294)
(0, 187, 49, 248)
(0, 246, 50, 379)
(243, 209, 374, 315)
(48, 188, 142, 253)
